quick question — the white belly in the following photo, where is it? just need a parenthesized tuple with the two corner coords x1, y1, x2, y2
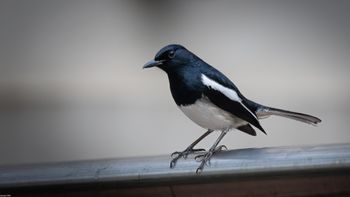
(179, 97, 246, 131)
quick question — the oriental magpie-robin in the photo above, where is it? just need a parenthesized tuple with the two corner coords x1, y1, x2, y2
(143, 44, 321, 173)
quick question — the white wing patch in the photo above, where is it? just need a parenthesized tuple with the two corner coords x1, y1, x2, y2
(201, 74, 241, 102)
(201, 74, 258, 119)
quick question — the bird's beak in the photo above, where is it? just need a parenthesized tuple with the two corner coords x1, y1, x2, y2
(143, 60, 164, 69)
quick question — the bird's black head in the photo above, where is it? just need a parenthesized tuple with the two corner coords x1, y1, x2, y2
(143, 44, 197, 72)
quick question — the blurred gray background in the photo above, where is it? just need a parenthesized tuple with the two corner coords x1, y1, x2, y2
(0, 0, 349, 165)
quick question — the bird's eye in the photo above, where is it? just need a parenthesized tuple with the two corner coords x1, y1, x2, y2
(168, 51, 175, 59)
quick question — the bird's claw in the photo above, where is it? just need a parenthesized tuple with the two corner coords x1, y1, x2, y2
(170, 148, 206, 168)
(194, 144, 228, 174)
(196, 151, 213, 174)
(171, 148, 205, 159)
(170, 159, 177, 168)
(171, 151, 181, 158)
(195, 145, 227, 161)
(216, 145, 228, 151)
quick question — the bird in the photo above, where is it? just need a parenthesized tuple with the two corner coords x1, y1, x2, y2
(143, 44, 321, 173)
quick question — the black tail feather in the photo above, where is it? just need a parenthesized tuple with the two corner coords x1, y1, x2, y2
(256, 106, 321, 125)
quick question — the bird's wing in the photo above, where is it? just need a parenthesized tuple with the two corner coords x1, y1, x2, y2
(201, 74, 266, 133)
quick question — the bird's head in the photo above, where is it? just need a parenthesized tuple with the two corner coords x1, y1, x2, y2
(143, 44, 197, 72)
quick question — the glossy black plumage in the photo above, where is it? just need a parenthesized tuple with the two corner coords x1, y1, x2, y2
(147, 44, 266, 134)
(143, 44, 321, 173)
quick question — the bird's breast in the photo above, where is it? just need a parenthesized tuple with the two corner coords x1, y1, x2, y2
(168, 72, 202, 106)
(179, 96, 246, 131)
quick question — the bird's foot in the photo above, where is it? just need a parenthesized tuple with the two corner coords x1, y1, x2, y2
(194, 145, 228, 174)
(170, 148, 206, 168)
(194, 145, 227, 162)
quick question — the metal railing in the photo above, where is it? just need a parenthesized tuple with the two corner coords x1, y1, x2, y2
(1, 143, 350, 196)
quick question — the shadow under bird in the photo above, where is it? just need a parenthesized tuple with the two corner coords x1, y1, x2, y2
(143, 44, 321, 173)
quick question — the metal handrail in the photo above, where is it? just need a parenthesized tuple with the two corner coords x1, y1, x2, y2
(1, 143, 350, 190)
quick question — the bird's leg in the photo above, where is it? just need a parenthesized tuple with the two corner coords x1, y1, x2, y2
(170, 129, 213, 168)
(195, 130, 228, 174)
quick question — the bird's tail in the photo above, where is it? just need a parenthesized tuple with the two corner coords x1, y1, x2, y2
(256, 106, 321, 125)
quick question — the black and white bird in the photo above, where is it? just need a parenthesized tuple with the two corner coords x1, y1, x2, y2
(143, 44, 321, 173)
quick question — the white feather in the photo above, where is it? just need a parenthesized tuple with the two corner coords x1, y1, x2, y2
(179, 96, 246, 130)
(201, 74, 241, 102)
(201, 74, 258, 119)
